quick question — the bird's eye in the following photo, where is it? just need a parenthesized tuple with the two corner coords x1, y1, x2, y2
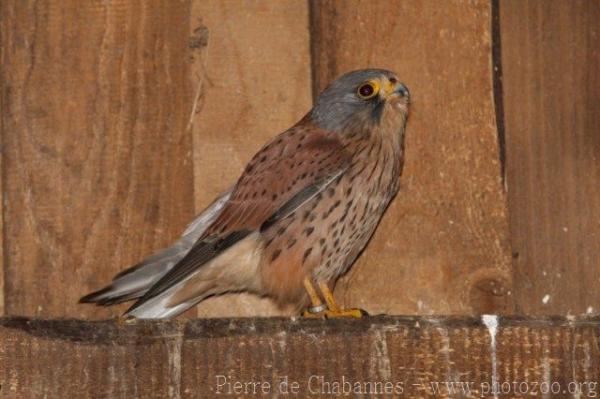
(357, 81, 379, 100)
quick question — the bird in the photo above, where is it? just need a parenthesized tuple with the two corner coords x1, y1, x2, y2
(80, 69, 410, 319)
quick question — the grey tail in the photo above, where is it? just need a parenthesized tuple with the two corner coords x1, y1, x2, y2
(78, 246, 186, 306)
(79, 188, 233, 308)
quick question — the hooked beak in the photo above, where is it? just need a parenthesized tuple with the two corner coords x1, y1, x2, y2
(382, 80, 410, 102)
(394, 83, 410, 100)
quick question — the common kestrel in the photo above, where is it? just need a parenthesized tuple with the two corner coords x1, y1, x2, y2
(80, 69, 410, 318)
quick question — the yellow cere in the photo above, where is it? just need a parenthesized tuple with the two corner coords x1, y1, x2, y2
(383, 79, 396, 95)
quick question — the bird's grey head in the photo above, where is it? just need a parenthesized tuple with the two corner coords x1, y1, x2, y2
(310, 69, 410, 132)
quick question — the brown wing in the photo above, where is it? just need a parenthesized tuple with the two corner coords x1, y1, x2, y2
(127, 122, 351, 309)
(204, 123, 351, 235)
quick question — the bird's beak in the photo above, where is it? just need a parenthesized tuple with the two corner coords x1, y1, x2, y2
(394, 83, 410, 100)
(382, 81, 410, 102)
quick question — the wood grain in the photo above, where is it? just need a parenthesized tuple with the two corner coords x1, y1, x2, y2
(1, 316, 600, 398)
(1, 1, 195, 318)
(188, 1, 312, 317)
(310, 0, 512, 315)
(501, 1, 600, 315)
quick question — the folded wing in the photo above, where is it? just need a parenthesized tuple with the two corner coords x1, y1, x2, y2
(125, 124, 352, 318)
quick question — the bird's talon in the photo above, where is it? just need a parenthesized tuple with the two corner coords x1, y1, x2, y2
(324, 308, 367, 319)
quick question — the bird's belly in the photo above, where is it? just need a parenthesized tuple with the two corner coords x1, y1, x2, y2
(259, 156, 400, 304)
(311, 178, 394, 283)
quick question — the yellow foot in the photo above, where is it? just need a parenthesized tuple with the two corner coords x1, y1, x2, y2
(301, 278, 369, 319)
(323, 308, 367, 318)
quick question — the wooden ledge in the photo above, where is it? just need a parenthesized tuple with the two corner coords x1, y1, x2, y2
(1, 316, 600, 398)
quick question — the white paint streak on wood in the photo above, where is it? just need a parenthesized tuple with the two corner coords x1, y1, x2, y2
(482, 314, 499, 399)
(166, 331, 183, 399)
(372, 328, 392, 381)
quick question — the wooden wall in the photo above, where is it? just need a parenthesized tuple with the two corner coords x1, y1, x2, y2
(501, 0, 600, 315)
(0, 0, 598, 319)
(2, 1, 196, 318)
(3, 316, 600, 398)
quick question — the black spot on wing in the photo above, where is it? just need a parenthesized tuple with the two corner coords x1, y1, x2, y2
(302, 248, 313, 264)
(260, 184, 321, 232)
(260, 168, 348, 232)
(271, 249, 282, 262)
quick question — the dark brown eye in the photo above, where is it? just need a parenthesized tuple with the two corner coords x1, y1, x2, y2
(359, 84, 374, 97)
(357, 81, 379, 99)
(389, 77, 397, 84)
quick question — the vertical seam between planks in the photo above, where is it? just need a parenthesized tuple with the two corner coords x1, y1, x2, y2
(0, 0, 5, 316)
(307, 0, 319, 104)
(491, 0, 507, 188)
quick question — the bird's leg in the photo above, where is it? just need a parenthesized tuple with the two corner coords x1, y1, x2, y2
(302, 277, 328, 318)
(301, 278, 366, 318)
(318, 281, 365, 318)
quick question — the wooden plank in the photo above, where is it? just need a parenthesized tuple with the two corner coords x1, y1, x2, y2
(0, 125, 3, 316)
(188, 1, 312, 317)
(500, 1, 600, 314)
(1, 316, 600, 398)
(1, 1, 195, 318)
(0, 318, 182, 398)
(310, 0, 512, 315)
